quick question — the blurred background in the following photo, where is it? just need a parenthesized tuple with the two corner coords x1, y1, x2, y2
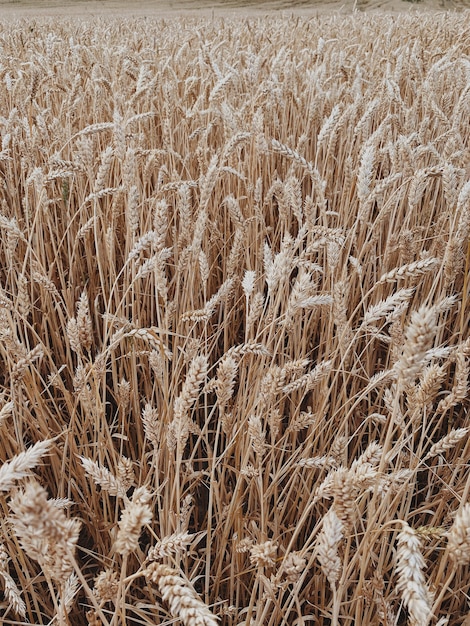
(0, 0, 468, 15)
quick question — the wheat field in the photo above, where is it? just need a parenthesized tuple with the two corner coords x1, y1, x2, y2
(0, 11, 469, 626)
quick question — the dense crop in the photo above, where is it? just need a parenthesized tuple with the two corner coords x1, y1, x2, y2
(0, 13, 469, 626)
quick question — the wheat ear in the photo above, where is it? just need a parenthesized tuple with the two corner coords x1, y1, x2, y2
(447, 503, 470, 566)
(145, 563, 219, 626)
(0, 439, 52, 492)
(395, 523, 433, 626)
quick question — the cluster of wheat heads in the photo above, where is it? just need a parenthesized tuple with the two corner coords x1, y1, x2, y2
(0, 11, 469, 626)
